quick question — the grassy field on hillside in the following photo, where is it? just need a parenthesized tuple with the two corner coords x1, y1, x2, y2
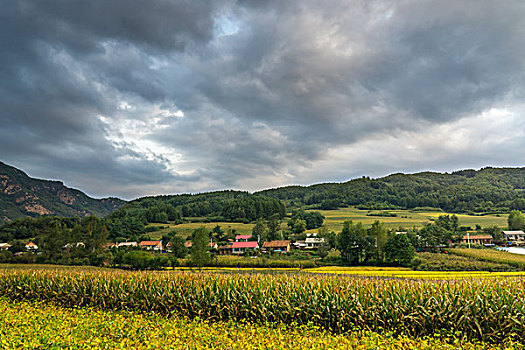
(307, 207, 508, 233)
(145, 207, 508, 238)
(450, 249, 525, 269)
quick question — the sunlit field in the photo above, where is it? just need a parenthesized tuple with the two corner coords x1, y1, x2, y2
(3, 298, 516, 350)
(2, 265, 525, 349)
(145, 207, 508, 239)
(307, 207, 508, 232)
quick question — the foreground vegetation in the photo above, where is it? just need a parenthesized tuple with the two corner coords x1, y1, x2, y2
(2, 267, 525, 344)
(414, 252, 514, 272)
(2, 298, 518, 350)
(450, 249, 525, 269)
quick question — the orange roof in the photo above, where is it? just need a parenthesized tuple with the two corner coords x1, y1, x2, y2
(262, 240, 291, 248)
(462, 235, 492, 240)
(25, 242, 38, 247)
(139, 241, 162, 246)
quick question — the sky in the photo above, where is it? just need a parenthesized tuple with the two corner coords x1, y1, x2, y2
(2, 0, 525, 200)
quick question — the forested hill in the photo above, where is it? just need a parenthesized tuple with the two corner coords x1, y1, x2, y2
(258, 167, 525, 213)
(0, 162, 125, 224)
(111, 190, 286, 226)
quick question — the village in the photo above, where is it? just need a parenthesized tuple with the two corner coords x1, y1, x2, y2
(2, 229, 525, 257)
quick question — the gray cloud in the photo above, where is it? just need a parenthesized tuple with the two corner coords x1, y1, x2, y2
(2, 0, 525, 199)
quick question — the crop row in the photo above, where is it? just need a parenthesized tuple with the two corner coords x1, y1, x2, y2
(3, 298, 514, 350)
(1, 268, 525, 343)
(450, 249, 525, 269)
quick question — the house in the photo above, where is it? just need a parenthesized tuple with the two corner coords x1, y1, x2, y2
(235, 234, 252, 242)
(63, 242, 85, 249)
(25, 242, 38, 251)
(305, 237, 326, 249)
(101, 243, 117, 250)
(184, 241, 193, 249)
(218, 245, 233, 255)
(209, 242, 218, 250)
(461, 235, 493, 245)
(138, 240, 164, 251)
(117, 242, 138, 248)
(262, 240, 291, 253)
(503, 231, 525, 244)
(231, 241, 258, 254)
(292, 241, 307, 250)
(0, 243, 11, 251)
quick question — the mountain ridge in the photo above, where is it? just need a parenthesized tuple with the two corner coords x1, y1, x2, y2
(3, 161, 525, 225)
(0, 161, 125, 224)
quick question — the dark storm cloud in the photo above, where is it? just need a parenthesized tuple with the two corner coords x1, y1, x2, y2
(153, 0, 525, 190)
(0, 0, 229, 198)
(2, 0, 525, 198)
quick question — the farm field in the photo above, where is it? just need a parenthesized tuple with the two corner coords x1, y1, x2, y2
(451, 249, 525, 269)
(1, 298, 513, 350)
(147, 221, 288, 239)
(2, 265, 525, 347)
(308, 207, 508, 233)
(146, 207, 508, 239)
(306, 266, 525, 279)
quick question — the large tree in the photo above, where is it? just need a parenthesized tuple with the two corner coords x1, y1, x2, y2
(170, 235, 188, 259)
(417, 224, 451, 250)
(369, 220, 387, 262)
(337, 221, 368, 265)
(190, 227, 211, 271)
(508, 210, 525, 230)
(385, 234, 414, 266)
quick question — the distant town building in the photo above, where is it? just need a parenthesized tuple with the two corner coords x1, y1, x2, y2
(138, 240, 164, 251)
(461, 235, 493, 245)
(292, 241, 307, 250)
(25, 242, 38, 251)
(63, 242, 85, 249)
(101, 243, 117, 250)
(0, 243, 11, 251)
(231, 241, 258, 254)
(218, 245, 233, 255)
(117, 242, 138, 248)
(235, 234, 252, 242)
(305, 237, 326, 249)
(262, 240, 291, 253)
(503, 231, 525, 243)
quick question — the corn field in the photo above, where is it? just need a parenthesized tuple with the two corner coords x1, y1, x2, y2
(451, 249, 525, 269)
(1, 267, 525, 343)
(3, 298, 512, 350)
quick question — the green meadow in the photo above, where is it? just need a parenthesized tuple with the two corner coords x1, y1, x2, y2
(145, 206, 508, 238)
(307, 207, 508, 233)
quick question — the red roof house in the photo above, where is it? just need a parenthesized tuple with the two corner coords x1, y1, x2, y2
(235, 234, 252, 242)
(231, 241, 258, 254)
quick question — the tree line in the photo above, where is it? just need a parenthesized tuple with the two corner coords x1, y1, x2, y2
(259, 167, 525, 213)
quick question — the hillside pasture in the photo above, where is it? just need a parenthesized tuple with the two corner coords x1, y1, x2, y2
(146, 221, 289, 239)
(307, 207, 508, 233)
